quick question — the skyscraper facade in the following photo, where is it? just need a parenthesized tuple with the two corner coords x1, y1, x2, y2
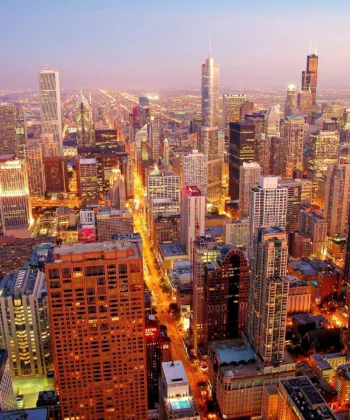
(284, 116, 305, 177)
(285, 85, 298, 117)
(265, 105, 280, 138)
(139, 96, 150, 128)
(229, 122, 255, 201)
(76, 157, 99, 207)
(75, 91, 92, 147)
(38, 68, 63, 156)
(222, 94, 246, 133)
(182, 150, 208, 196)
(148, 116, 161, 162)
(0, 103, 17, 156)
(45, 241, 148, 420)
(25, 141, 46, 198)
(302, 53, 319, 111)
(239, 162, 261, 218)
(201, 57, 220, 127)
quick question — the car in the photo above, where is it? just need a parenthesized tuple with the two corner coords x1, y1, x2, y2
(47, 370, 54, 378)
(16, 395, 24, 409)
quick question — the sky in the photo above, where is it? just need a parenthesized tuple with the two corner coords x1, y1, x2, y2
(1, 0, 350, 90)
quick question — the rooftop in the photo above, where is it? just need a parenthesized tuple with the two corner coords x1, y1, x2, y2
(158, 242, 187, 258)
(0, 409, 48, 420)
(0, 269, 44, 298)
(162, 361, 188, 386)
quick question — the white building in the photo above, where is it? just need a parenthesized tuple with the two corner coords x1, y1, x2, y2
(38, 68, 63, 156)
(224, 218, 249, 247)
(182, 150, 208, 196)
(239, 162, 261, 218)
(148, 117, 161, 162)
(265, 105, 280, 138)
(79, 209, 95, 226)
(0, 269, 52, 376)
(159, 361, 200, 420)
(0, 350, 15, 411)
(201, 56, 220, 127)
(180, 186, 205, 255)
(147, 169, 180, 202)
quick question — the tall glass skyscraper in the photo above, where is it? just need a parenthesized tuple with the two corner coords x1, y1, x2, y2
(201, 56, 220, 127)
(38, 68, 63, 156)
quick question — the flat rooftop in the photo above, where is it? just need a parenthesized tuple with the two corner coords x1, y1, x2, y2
(0, 409, 48, 420)
(158, 242, 187, 258)
(162, 361, 188, 386)
(1, 269, 44, 298)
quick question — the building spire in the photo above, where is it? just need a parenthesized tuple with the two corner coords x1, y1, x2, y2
(209, 32, 211, 58)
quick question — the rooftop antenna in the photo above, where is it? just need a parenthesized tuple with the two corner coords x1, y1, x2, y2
(315, 40, 317, 55)
(309, 41, 312, 55)
(209, 32, 211, 58)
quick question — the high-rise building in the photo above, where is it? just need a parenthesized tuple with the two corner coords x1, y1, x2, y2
(139, 96, 150, 128)
(43, 156, 67, 193)
(145, 317, 171, 409)
(299, 211, 327, 258)
(223, 218, 249, 247)
(38, 68, 63, 156)
(265, 105, 280, 138)
(0, 269, 51, 376)
(76, 157, 99, 207)
(307, 131, 340, 180)
(297, 89, 313, 120)
(0, 157, 32, 234)
(0, 350, 16, 411)
(15, 107, 27, 159)
(199, 127, 223, 204)
(278, 178, 302, 233)
(324, 163, 350, 237)
(270, 136, 288, 177)
(284, 85, 298, 117)
(106, 168, 126, 209)
(148, 117, 161, 162)
(163, 138, 169, 167)
(247, 227, 289, 371)
(45, 240, 148, 420)
(255, 135, 271, 175)
(0, 103, 17, 156)
(239, 162, 261, 218)
(201, 56, 220, 127)
(147, 168, 180, 202)
(96, 208, 134, 240)
(345, 209, 350, 360)
(24, 141, 46, 198)
(222, 94, 246, 134)
(180, 186, 205, 255)
(182, 150, 208, 196)
(301, 53, 319, 113)
(248, 176, 288, 257)
(192, 236, 220, 352)
(75, 90, 92, 147)
(229, 122, 255, 201)
(284, 116, 305, 177)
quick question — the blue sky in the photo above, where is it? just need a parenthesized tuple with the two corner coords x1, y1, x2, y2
(1, 0, 350, 90)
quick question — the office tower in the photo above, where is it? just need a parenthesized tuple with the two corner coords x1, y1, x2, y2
(248, 177, 288, 256)
(76, 157, 99, 207)
(307, 131, 340, 179)
(0, 158, 31, 234)
(255, 135, 271, 175)
(201, 56, 220, 127)
(80, 209, 95, 225)
(43, 156, 67, 193)
(96, 208, 134, 240)
(152, 215, 180, 245)
(265, 105, 280, 138)
(247, 227, 289, 371)
(180, 186, 205, 255)
(24, 141, 46, 198)
(270, 135, 288, 177)
(75, 90, 92, 147)
(147, 168, 180, 202)
(94, 128, 118, 148)
(345, 209, 350, 360)
(240, 100, 255, 119)
(229, 122, 255, 201)
(239, 162, 261, 218)
(284, 85, 298, 117)
(288, 232, 312, 258)
(148, 116, 161, 162)
(15, 107, 27, 159)
(106, 167, 126, 209)
(301, 53, 319, 112)
(145, 317, 171, 409)
(0, 268, 51, 376)
(139, 96, 150, 128)
(46, 240, 148, 420)
(0, 103, 17, 156)
(192, 236, 220, 352)
(299, 211, 327, 258)
(182, 150, 208, 196)
(297, 89, 313, 120)
(222, 94, 246, 133)
(135, 124, 148, 169)
(278, 179, 302, 232)
(0, 350, 15, 411)
(324, 164, 350, 237)
(203, 245, 249, 347)
(163, 138, 169, 167)
(190, 111, 202, 134)
(159, 361, 199, 420)
(224, 218, 249, 247)
(277, 377, 337, 420)
(284, 116, 305, 177)
(38, 68, 63, 156)
(199, 126, 223, 204)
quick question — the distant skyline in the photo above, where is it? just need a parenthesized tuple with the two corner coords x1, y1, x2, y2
(1, 0, 350, 90)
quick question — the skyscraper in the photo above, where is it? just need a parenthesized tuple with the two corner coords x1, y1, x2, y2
(76, 157, 99, 207)
(0, 103, 17, 156)
(148, 116, 161, 162)
(229, 122, 256, 201)
(0, 268, 52, 377)
(180, 186, 205, 255)
(222, 94, 246, 133)
(182, 150, 208, 196)
(284, 85, 298, 117)
(0, 157, 32, 235)
(38, 68, 63, 156)
(75, 90, 92, 147)
(265, 105, 280, 138)
(139, 96, 150, 128)
(301, 52, 319, 112)
(201, 56, 220, 127)
(239, 162, 261, 218)
(324, 163, 350, 237)
(284, 116, 305, 177)
(278, 178, 302, 233)
(24, 141, 46, 198)
(45, 240, 148, 419)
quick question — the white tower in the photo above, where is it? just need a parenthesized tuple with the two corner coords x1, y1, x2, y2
(201, 57, 220, 127)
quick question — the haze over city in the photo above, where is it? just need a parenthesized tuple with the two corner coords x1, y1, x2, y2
(2, 0, 350, 89)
